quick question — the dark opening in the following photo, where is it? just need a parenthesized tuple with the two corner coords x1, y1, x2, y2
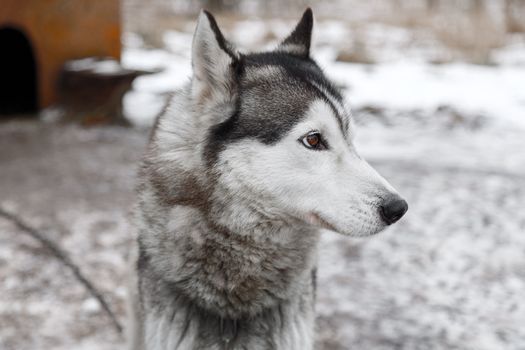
(0, 27, 38, 115)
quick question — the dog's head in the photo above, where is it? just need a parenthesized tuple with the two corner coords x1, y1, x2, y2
(150, 9, 407, 237)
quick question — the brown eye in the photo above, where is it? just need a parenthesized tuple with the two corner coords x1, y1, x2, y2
(301, 132, 326, 150)
(306, 134, 319, 147)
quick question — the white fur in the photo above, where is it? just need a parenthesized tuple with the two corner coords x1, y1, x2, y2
(130, 10, 404, 350)
(191, 11, 237, 112)
(216, 99, 399, 237)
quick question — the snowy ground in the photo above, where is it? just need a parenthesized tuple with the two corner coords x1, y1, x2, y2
(122, 19, 525, 129)
(1, 17, 525, 350)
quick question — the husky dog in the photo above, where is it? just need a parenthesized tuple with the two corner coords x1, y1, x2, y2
(129, 8, 408, 350)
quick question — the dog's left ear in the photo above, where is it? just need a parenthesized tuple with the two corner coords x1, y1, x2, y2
(191, 10, 239, 102)
(277, 8, 314, 58)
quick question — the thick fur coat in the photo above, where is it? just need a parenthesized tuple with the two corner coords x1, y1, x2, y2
(128, 9, 407, 350)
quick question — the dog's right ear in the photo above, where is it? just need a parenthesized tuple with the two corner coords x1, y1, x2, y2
(191, 10, 239, 103)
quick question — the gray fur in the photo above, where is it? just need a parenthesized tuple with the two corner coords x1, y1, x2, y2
(128, 8, 406, 350)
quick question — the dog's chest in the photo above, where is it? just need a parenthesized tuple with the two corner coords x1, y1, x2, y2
(171, 226, 319, 315)
(142, 289, 315, 350)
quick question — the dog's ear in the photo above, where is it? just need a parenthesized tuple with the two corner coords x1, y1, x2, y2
(191, 10, 239, 102)
(277, 8, 314, 58)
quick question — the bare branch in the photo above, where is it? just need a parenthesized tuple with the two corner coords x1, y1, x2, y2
(0, 207, 123, 335)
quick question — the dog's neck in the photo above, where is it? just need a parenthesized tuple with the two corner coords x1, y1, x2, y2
(138, 186, 320, 318)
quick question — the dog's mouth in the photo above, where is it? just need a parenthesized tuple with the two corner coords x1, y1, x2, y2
(304, 212, 338, 232)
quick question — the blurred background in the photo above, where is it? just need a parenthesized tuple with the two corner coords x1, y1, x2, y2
(1, 0, 525, 349)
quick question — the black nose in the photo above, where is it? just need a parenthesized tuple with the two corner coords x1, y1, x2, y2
(380, 196, 408, 225)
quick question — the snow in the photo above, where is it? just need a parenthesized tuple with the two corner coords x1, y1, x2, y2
(2, 14, 525, 350)
(82, 298, 102, 313)
(493, 36, 525, 66)
(64, 57, 125, 75)
(325, 61, 525, 128)
(121, 47, 191, 126)
(121, 20, 525, 130)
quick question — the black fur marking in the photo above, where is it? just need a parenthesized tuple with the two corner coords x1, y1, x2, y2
(309, 87, 347, 138)
(203, 10, 237, 61)
(204, 96, 241, 166)
(247, 52, 342, 101)
(278, 303, 285, 335)
(219, 317, 239, 345)
(136, 239, 150, 272)
(281, 8, 313, 57)
(311, 267, 317, 303)
(175, 303, 193, 349)
(204, 52, 347, 165)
